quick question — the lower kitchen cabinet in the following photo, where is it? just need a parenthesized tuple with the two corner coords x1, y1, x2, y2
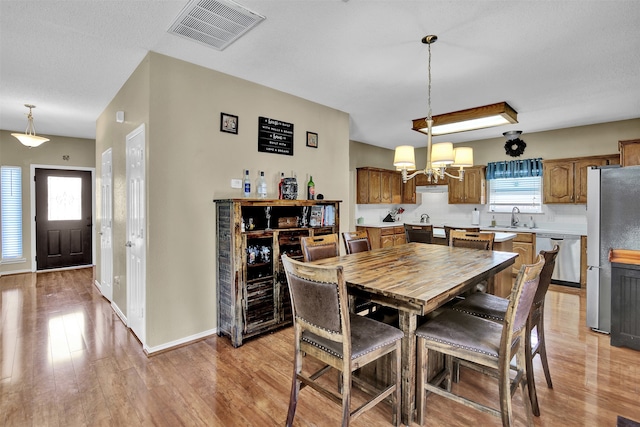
(214, 199, 341, 347)
(512, 232, 535, 277)
(357, 225, 406, 249)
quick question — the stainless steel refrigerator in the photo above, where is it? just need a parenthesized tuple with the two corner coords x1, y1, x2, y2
(586, 165, 640, 333)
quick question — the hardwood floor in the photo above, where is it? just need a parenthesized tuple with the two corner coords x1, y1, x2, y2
(1, 268, 639, 426)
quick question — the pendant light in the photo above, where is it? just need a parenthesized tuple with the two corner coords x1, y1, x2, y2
(11, 104, 50, 148)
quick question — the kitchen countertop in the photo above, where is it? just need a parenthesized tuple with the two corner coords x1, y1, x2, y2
(357, 221, 587, 237)
(357, 222, 517, 242)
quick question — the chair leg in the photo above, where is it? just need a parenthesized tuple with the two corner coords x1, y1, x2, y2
(416, 337, 426, 427)
(498, 361, 514, 427)
(517, 349, 535, 427)
(525, 325, 540, 417)
(286, 351, 302, 427)
(393, 343, 401, 427)
(537, 311, 553, 389)
(341, 369, 352, 426)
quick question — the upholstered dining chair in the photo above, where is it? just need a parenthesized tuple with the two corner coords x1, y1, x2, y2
(444, 226, 481, 245)
(452, 245, 559, 416)
(341, 230, 377, 315)
(404, 224, 433, 244)
(449, 230, 495, 250)
(342, 230, 371, 254)
(300, 233, 339, 262)
(415, 255, 545, 427)
(281, 255, 403, 426)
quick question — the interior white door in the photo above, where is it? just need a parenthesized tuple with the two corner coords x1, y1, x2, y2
(100, 148, 114, 302)
(126, 124, 146, 344)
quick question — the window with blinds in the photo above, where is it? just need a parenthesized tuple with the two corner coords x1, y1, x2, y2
(1, 166, 23, 260)
(488, 176, 542, 213)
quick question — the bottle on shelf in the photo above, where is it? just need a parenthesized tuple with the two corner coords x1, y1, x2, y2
(307, 175, 315, 200)
(257, 171, 268, 199)
(243, 169, 251, 198)
(278, 172, 285, 199)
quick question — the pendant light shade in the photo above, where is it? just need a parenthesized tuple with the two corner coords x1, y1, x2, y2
(11, 104, 49, 148)
(393, 145, 416, 170)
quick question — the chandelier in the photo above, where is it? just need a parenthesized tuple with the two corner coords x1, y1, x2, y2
(395, 35, 517, 184)
(11, 104, 50, 148)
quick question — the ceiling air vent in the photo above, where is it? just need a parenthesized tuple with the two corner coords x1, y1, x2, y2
(168, 0, 265, 51)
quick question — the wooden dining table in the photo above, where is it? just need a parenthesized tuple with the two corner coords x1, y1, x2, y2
(312, 242, 518, 425)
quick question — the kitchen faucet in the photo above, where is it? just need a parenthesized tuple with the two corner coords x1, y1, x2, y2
(511, 207, 520, 227)
(420, 213, 430, 224)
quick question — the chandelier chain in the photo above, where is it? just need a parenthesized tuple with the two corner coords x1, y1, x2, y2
(427, 41, 432, 121)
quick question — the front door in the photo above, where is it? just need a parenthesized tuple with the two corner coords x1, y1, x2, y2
(35, 168, 92, 270)
(126, 124, 146, 343)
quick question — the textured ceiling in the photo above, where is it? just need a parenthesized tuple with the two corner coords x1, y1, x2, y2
(1, 0, 639, 149)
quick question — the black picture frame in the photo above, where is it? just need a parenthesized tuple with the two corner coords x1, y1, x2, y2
(306, 131, 318, 148)
(220, 113, 239, 134)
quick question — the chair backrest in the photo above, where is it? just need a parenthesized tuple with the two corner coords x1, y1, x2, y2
(500, 255, 545, 365)
(301, 233, 339, 262)
(444, 226, 480, 244)
(449, 230, 495, 250)
(405, 224, 433, 244)
(342, 230, 371, 254)
(281, 254, 348, 344)
(533, 244, 560, 308)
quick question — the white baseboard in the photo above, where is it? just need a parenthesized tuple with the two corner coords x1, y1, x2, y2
(144, 328, 218, 355)
(112, 302, 127, 325)
(94, 279, 102, 293)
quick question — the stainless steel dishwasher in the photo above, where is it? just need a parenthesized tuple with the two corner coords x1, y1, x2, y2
(535, 233, 581, 287)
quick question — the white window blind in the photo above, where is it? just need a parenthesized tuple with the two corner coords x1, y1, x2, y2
(488, 176, 542, 214)
(1, 166, 23, 259)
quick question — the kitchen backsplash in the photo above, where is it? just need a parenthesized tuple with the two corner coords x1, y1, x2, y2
(355, 191, 587, 230)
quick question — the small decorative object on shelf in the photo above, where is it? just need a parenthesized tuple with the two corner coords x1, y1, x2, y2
(278, 172, 285, 199)
(282, 177, 298, 199)
(257, 171, 267, 198)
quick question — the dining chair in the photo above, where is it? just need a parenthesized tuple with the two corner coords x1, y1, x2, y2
(281, 254, 403, 426)
(404, 224, 433, 244)
(444, 226, 481, 245)
(451, 245, 559, 416)
(449, 230, 494, 250)
(341, 230, 378, 315)
(415, 255, 545, 427)
(300, 233, 339, 262)
(342, 230, 371, 254)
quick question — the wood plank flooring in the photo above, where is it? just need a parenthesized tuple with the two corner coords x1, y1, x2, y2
(1, 268, 639, 426)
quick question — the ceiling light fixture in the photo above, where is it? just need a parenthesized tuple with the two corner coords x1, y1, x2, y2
(412, 101, 518, 136)
(394, 35, 474, 184)
(11, 104, 50, 148)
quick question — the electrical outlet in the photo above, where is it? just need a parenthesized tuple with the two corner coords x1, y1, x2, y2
(231, 179, 242, 188)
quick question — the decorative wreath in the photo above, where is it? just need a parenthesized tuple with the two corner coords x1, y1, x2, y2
(504, 138, 526, 157)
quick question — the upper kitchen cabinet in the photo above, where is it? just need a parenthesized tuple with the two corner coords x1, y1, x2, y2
(356, 167, 413, 204)
(619, 139, 640, 167)
(448, 166, 486, 204)
(543, 154, 619, 204)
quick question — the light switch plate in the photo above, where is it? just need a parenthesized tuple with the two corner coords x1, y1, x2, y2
(231, 179, 242, 188)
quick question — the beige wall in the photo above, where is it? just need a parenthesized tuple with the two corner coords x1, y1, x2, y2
(350, 118, 640, 169)
(0, 130, 95, 275)
(96, 52, 350, 349)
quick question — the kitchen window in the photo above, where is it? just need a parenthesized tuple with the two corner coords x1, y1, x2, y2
(488, 176, 543, 214)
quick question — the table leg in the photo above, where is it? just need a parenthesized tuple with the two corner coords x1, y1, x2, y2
(398, 311, 417, 425)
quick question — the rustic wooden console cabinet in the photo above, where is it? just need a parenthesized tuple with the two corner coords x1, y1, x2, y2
(214, 199, 341, 347)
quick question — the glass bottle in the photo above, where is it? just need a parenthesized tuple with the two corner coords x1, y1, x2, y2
(278, 172, 285, 199)
(307, 175, 315, 200)
(243, 169, 251, 198)
(257, 171, 268, 199)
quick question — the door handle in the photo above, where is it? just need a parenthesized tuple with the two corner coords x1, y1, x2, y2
(125, 241, 133, 247)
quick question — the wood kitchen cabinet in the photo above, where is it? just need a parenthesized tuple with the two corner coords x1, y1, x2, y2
(356, 225, 405, 249)
(356, 167, 414, 204)
(448, 166, 486, 204)
(512, 232, 535, 277)
(214, 198, 340, 347)
(543, 154, 619, 204)
(619, 139, 640, 167)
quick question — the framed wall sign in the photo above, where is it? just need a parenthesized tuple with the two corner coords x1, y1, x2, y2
(258, 116, 294, 155)
(220, 113, 238, 134)
(306, 131, 318, 148)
